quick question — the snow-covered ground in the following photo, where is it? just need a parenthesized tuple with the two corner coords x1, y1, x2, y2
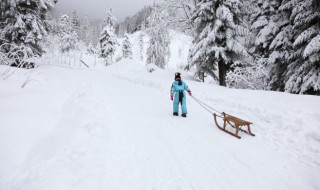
(0, 59, 320, 190)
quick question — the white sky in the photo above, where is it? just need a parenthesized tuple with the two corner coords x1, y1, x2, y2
(52, 0, 156, 22)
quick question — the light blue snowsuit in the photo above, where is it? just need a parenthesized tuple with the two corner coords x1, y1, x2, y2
(171, 80, 190, 114)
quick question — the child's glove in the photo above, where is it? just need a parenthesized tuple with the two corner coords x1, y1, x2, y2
(170, 94, 173, 101)
(188, 90, 192, 96)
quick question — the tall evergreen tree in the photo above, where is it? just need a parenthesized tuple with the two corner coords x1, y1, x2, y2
(71, 10, 80, 36)
(249, 0, 293, 91)
(0, 0, 56, 66)
(122, 34, 133, 59)
(188, 0, 251, 86)
(139, 33, 145, 62)
(58, 15, 78, 53)
(146, 5, 170, 69)
(104, 8, 117, 29)
(58, 15, 71, 35)
(282, 0, 320, 94)
(99, 8, 119, 64)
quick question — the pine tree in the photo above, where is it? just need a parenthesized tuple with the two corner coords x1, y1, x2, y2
(282, 0, 320, 94)
(99, 8, 119, 64)
(188, 0, 251, 86)
(0, 0, 56, 67)
(71, 10, 81, 36)
(249, 0, 293, 91)
(99, 27, 119, 63)
(58, 15, 71, 35)
(250, 0, 284, 57)
(122, 34, 133, 59)
(58, 15, 78, 53)
(146, 5, 170, 69)
(139, 33, 145, 62)
(104, 8, 117, 29)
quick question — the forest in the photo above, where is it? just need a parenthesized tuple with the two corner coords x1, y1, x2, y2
(0, 0, 319, 95)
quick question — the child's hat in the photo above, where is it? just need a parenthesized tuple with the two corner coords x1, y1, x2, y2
(175, 72, 181, 80)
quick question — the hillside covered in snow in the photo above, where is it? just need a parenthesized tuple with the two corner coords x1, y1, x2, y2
(1, 59, 320, 190)
(1, 0, 320, 189)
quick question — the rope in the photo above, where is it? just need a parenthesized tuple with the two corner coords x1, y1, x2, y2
(190, 95, 223, 117)
(191, 96, 222, 114)
(191, 96, 215, 114)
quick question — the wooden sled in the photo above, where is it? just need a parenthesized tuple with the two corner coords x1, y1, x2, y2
(213, 112, 255, 139)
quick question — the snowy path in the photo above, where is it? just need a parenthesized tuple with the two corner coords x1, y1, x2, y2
(0, 62, 319, 190)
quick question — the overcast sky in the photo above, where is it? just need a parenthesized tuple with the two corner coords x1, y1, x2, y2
(52, 0, 155, 22)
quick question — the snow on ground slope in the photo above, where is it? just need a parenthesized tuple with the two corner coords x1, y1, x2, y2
(0, 60, 320, 190)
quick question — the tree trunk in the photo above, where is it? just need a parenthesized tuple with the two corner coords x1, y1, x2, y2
(218, 59, 226, 86)
(200, 71, 205, 82)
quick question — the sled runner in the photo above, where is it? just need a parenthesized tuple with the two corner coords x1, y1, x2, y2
(213, 112, 255, 139)
(190, 96, 255, 139)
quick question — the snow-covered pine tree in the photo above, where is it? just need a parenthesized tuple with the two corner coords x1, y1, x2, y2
(282, 0, 320, 95)
(139, 33, 145, 62)
(104, 8, 117, 29)
(188, 0, 251, 86)
(250, 0, 283, 57)
(71, 10, 81, 36)
(99, 8, 119, 64)
(58, 15, 78, 53)
(0, 0, 56, 67)
(146, 5, 170, 69)
(122, 34, 133, 59)
(186, 0, 215, 82)
(249, 0, 293, 91)
(99, 27, 119, 64)
(58, 15, 71, 35)
(223, 0, 267, 89)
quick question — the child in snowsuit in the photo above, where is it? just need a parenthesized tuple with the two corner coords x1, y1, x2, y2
(170, 72, 192, 117)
